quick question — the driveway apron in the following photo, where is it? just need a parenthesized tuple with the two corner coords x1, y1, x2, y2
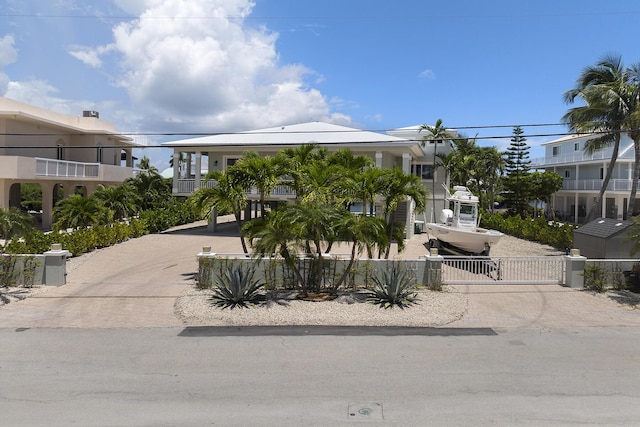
(0, 223, 225, 328)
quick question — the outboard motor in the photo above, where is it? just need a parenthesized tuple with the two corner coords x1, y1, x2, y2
(440, 209, 453, 225)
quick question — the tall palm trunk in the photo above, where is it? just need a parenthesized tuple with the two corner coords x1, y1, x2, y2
(233, 208, 248, 254)
(587, 135, 620, 222)
(628, 140, 640, 218)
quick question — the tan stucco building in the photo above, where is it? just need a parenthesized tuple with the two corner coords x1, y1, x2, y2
(0, 97, 140, 229)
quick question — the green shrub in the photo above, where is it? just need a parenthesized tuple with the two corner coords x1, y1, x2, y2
(0, 254, 17, 288)
(210, 264, 265, 309)
(584, 262, 608, 293)
(366, 262, 419, 309)
(480, 211, 575, 250)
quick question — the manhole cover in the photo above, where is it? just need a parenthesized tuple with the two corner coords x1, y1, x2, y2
(348, 403, 383, 420)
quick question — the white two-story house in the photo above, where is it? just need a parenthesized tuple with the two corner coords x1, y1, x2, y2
(162, 121, 454, 238)
(0, 97, 140, 230)
(535, 132, 637, 223)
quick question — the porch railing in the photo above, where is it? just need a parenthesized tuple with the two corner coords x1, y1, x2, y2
(35, 158, 100, 178)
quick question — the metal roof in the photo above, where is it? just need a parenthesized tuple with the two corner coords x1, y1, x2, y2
(161, 121, 419, 149)
(574, 217, 634, 239)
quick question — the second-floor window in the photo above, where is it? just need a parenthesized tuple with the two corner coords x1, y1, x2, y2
(574, 143, 580, 151)
(57, 144, 64, 160)
(411, 164, 434, 180)
(552, 146, 560, 156)
(565, 170, 570, 178)
(97, 146, 103, 163)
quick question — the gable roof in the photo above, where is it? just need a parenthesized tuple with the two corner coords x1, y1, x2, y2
(162, 121, 421, 152)
(574, 217, 634, 239)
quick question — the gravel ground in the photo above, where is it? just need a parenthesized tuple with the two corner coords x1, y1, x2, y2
(174, 233, 565, 327)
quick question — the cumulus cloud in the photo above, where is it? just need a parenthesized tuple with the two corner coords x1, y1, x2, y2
(0, 34, 18, 94)
(419, 68, 436, 80)
(68, 44, 116, 68)
(74, 0, 340, 131)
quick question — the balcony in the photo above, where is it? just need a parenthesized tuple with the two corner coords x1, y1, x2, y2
(0, 156, 135, 183)
(36, 158, 100, 178)
(533, 147, 625, 167)
(561, 179, 631, 192)
(174, 179, 296, 199)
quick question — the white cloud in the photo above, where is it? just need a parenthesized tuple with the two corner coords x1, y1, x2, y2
(68, 44, 115, 68)
(419, 68, 436, 80)
(0, 34, 18, 94)
(73, 0, 340, 131)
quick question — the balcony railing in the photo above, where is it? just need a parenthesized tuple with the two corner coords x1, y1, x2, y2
(533, 148, 628, 167)
(36, 158, 100, 178)
(562, 179, 631, 192)
(175, 179, 296, 198)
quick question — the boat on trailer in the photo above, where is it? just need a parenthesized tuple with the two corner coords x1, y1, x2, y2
(426, 185, 504, 256)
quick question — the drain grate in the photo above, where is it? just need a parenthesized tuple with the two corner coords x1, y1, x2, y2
(348, 403, 383, 420)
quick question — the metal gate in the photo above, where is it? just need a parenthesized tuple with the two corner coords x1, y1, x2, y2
(441, 256, 565, 285)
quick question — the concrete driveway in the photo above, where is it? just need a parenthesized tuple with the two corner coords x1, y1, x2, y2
(1, 220, 640, 329)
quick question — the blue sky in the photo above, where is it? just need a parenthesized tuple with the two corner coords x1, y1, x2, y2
(1, 0, 640, 171)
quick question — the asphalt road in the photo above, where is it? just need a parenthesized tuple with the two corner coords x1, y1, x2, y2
(2, 222, 640, 425)
(2, 325, 640, 426)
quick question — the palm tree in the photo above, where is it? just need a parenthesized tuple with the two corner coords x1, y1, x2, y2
(235, 152, 286, 218)
(620, 62, 640, 216)
(563, 54, 632, 221)
(378, 167, 428, 258)
(136, 156, 158, 174)
(419, 119, 454, 221)
(0, 207, 35, 243)
(190, 168, 250, 253)
(52, 195, 108, 230)
(278, 145, 327, 202)
(93, 184, 139, 221)
(126, 171, 171, 210)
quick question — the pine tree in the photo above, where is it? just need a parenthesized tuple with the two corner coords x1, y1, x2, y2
(504, 126, 532, 216)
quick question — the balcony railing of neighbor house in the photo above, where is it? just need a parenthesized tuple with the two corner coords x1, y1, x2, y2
(36, 158, 100, 178)
(176, 179, 296, 197)
(532, 148, 622, 167)
(562, 179, 631, 192)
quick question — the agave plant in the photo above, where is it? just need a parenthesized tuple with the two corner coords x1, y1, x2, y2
(210, 264, 266, 309)
(366, 263, 419, 309)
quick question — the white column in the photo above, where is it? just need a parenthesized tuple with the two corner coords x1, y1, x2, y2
(172, 151, 179, 194)
(575, 165, 579, 222)
(402, 153, 411, 174)
(195, 151, 202, 191)
(41, 182, 54, 231)
(602, 162, 607, 218)
(402, 153, 413, 238)
(375, 151, 383, 168)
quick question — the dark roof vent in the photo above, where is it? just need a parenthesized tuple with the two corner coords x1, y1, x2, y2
(83, 110, 99, 118)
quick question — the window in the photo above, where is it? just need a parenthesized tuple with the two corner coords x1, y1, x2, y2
(564, 170, 570, 178)
(97, 146, 103, 163)
(574, 142, 580, 151)
(225, 158, 239, 168)
(57, 144, 64, 160)
(600, 168, 604, 180)
(411, 164, 433, 179)
(552, 146, 560, 156)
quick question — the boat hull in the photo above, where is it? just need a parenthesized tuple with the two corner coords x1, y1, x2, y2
(426, 223, 504, 255)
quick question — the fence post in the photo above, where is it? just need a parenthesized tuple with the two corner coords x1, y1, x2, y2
(423, 248, 443, 287)
(564, 248, 586, 288)
(43, 244, 71, 286)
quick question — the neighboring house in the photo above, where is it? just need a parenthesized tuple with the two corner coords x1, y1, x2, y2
(162, 121, 454, 238)
(0, 97, 140, 230)
(535, 133, 637, 223)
